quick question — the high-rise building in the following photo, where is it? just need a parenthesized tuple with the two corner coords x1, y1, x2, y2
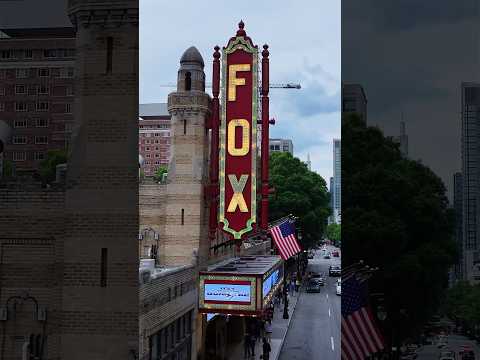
(269, 138, 293, 155)
(461, 82, 480, 283)
(342, 83, 367, 121)
(333, 138, 341, 223)
(306, 153, 311, 170)
(0, 27, 76, 174)
(453, 172, 464, 281)
(139, 103, 171, 177)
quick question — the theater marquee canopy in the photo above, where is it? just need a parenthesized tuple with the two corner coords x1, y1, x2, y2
(199, 256, 283, 316)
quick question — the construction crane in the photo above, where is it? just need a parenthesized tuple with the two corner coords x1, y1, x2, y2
(158, 82, 301, 89)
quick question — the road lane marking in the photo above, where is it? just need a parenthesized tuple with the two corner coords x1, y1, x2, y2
(329, 308, 331, 317)
(331, 336, 335, 351)
(326, 293, 329, 299)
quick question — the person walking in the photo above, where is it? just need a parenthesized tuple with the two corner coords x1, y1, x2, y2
(244, 332, 252, 358)
(250, 331, 257, 357)
(295, 278, 301, 292)
(262, 337, 272, 360)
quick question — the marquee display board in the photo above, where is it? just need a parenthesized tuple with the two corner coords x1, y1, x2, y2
(199, 274, 258, 314)
(218, 30, 259, 240)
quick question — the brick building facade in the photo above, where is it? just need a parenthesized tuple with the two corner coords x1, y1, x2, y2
(0, 1, 140, 359)
(0, 27, 75, 174)
(139, 103, 171, 177)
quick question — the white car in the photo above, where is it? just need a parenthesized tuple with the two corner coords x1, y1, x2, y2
(336, 279, 341, 295)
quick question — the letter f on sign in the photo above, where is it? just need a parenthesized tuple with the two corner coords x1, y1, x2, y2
(227, 174, 249, 213)
(228, 64, 250, 101)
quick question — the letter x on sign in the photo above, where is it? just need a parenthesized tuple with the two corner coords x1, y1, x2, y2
(227, 174, 249, 213)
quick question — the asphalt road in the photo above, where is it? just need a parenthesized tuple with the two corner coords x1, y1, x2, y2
(417, 334, 480, 360)
(279, 245, 341, 360)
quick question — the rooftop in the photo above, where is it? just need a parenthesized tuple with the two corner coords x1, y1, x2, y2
(206, 255, 282, 275)
(0, 27, 75, 39)
(139, 103, 168, 117)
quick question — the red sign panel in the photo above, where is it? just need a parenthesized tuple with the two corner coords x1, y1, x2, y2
(219, 31, 258, 239)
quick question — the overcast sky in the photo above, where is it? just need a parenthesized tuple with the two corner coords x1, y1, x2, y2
(140, 0, 341, 185)
(343, 0, 480, 200)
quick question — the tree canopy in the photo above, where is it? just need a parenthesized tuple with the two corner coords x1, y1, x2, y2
(39, 149, 68, 184)
(268, 151, 330, 250)
(444, 282, 480, 334)
(343, 113, 457, 340)
(153, 165, 168, 182)
(325, 223, 341, 245)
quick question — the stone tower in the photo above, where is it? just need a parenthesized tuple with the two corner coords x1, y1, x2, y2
(65, 1, 138, 359)
(165, 47, 211, 265)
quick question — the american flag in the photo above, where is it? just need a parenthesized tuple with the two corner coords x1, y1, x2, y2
(269, 220, 302, 260)
(342, 273, 385, 360)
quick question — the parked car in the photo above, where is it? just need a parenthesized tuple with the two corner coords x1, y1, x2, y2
(329, 265, 341, 276)
(308, 252, 314, 259)
(306, 279, 321, 293)
(336, 279, 341, 295)
(332, 250, 339, 257)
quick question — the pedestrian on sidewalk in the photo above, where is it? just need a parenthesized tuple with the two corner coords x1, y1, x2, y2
(250, 332, 257, 357)
(244, 332, 252, 358)
(295, 278, 300, 292)
(262, 337, 272, 360)
(254, 319, 261, 341)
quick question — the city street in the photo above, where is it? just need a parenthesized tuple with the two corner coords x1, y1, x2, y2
(279, 245, 341, 360)
(416, 334, 480, 360)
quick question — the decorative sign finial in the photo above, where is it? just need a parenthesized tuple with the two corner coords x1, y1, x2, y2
(237, 20, 246, 37)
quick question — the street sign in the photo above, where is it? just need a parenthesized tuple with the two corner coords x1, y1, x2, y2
(219, 23, 258, 239)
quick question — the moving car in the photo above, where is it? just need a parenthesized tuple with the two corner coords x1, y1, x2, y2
(440, 351, 455, 360)
(329, 265, 341, 276)
(459, 346, 475, 360)
(324, 253, 331, 259)
(336, 279, 341, 295)
(306, 279, 321, 293)
(311, 272, 325, 285)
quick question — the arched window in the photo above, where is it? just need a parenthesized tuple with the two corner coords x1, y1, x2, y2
(185, 72, 191, 91)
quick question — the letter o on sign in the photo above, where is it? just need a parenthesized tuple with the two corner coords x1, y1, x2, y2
(227, 119, 250, 156)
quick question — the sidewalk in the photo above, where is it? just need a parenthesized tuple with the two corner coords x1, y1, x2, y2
(230, 289, 301, 360)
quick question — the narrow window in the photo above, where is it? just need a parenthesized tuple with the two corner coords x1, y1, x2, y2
(181, 208, 185, 225)
(183, 119, 187, 135)
(100, 248, 108, 287)
(185, 72, 191, 91)
(106, 37, 113, 74)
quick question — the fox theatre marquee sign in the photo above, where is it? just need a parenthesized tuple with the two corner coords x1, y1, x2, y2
(218, 22, 259, 240)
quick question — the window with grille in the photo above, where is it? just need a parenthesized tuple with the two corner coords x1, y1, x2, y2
(12, 136, 27, 144)
(15, 85, 26, 94)
(14, 119, 27, 128)
(34, 152, 45, 161)
(16, 69, 28, 78)
(36, 102, 49, 111)
(13, 152, 26, 161)
(38, 68, 50, 77)
(35, 136, 48, 144)
(35, 118, 48, 127)
(24, 49, 33, 59)
(38, 85, 49, 95)
(15, 102, 27, 112)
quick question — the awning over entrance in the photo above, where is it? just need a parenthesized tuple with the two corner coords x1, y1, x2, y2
(199, 255, 284, 316)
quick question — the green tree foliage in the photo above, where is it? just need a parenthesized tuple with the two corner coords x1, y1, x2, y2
(2, 159, 13, 178)
(153, 165, 168, 182)
(326, 223, 341, 244)
(269, 152, 330, 250)
(343, 113, 457, 339)
(444, 282, 480, 334)
(39, 149, 67, 184)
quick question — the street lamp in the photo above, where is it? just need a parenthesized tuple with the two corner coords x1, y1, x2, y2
(283, 263, 289, 319)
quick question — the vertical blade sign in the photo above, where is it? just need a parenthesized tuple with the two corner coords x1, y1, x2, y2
(219, 22, 258, 239)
